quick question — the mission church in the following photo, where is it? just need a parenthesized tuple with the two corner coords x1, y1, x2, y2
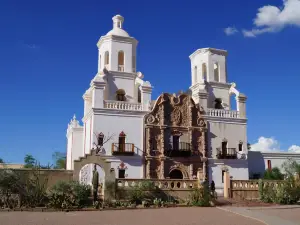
(66, 15, 249, 194)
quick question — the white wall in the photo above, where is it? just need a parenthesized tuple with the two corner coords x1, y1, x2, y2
(92, 113, 144, 156)
(207, 120, 247, 158)
(83, 117, 92, 154)
(111, 159, 143, 179)
(209, 160, 249, 195)
(248, 151, 300, 177)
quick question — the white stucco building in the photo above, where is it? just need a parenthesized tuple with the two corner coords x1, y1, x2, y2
(66, 15, 249, 194)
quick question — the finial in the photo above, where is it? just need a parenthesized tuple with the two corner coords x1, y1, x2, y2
(73, 114, 76, 120)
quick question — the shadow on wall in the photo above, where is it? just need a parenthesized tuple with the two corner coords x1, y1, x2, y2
(206, 122, 217, 158)
(247, 151, 265, 179)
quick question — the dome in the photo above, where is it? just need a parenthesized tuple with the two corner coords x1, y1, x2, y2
(105, 14, 130, 37)
(106, 28, 130, 37)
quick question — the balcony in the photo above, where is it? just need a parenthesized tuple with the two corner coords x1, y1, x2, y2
(207, 109, 239, 118)
(164, 142, 192, 157)
(118, 65, 124, 72)
(104, 100, 143, 111)
(216, 148, 237, 159)
(112, 143, 135, 156)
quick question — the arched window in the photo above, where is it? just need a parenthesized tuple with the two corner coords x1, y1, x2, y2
(215, 98, 223, 109)
(138, 86, 141, 103)
(132, 56, 136, 72)
(99, 54, 101, 70)
(118, 51, 124, 72)
(193, 66, 197, 84)
(214, 63, 219, 82)
(116, 89, 126, 101)
(202, 63, 207, 80)
(105, 51, 109, 66)
(118, 131, 126, 152)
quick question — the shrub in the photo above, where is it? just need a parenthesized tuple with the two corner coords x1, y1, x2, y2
(259, 178, 300, 204)
(188, 182, 213, 207)
(47, 181, 91, 209)
(128, 181, 157, 204)
(0, 168, 48, 208)
(263, 167, 284, 180)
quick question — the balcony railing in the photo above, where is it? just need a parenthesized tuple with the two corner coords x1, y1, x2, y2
(104, 100, 143, 111)
(118, 65, 124, 72)
(216, 148, 237, 159)
(112, 143, 135, 156)
(207, 109, 239, 118)
(164, 142, 192, 157)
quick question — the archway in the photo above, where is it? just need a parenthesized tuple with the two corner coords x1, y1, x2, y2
(79, 163, 105, 199)
(169, 169, 183, 179)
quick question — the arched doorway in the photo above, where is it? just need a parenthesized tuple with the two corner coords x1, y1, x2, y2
(169, 169, 183, 179)
(79, 163, 105, 199)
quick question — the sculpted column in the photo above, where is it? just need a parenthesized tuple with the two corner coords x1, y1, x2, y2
(160, 158, 165, 179)
(201, 129, 207, 181)
(146, 160, 151, 179)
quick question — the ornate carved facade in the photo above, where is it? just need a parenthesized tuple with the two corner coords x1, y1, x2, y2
(144, 93, 207, 180)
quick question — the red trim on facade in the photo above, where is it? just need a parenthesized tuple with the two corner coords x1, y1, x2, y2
(119, 131, 126, 137)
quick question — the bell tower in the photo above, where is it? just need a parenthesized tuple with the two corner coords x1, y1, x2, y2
(97, 15, 138, 73)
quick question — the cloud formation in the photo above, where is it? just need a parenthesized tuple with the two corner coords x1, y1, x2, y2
(243, 0, 300, 37)
(224, 27, 238, 36)
(250, 137, 300, 153)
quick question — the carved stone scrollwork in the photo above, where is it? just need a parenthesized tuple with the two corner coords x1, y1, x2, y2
(146, 114, 156, 124)
(197, 118, 206, 127)
(171, 108, 181, 125)
(171, 95, 181, 106)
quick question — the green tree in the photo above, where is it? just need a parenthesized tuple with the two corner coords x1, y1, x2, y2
(263, 167, 284, 180)
(247, 143, 251, 150)
(52, 152, 66, 169)
(24, 154, 36, 168)
(0, 158, 4, 163)
(282, 158, 300, 178)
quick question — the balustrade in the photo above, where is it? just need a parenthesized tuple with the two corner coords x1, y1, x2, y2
(207, 109, 239, 118)
(104, 100, 143, 111)
(116, 179, 197, 190)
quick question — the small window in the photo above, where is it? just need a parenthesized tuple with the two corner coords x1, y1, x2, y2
(132, 56, 136, 72)
(118, 169, 125, 178)
(222, 141, 227, 156)
(202, 63, 207, 80)
(118, 131, 126, 152)
(97, 133, 104, 146)
(118, 51, 124, 72)
(238, 142, 243, 151)
(138, 87, 141, 103)
(193, 66, 197, 84)
(172, 136, 180, 150)
(215, 98, 223, 109)
(116, 89, 126, 101)
(222, 170, 225, 183)
(214, 63, 219, 82)
(105, 51, 109, 65)
(267, 160, 272, 170)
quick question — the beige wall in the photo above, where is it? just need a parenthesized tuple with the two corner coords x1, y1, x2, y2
(0, 163, 24, 169)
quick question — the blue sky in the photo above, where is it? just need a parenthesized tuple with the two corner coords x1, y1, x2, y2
(0, 0, 300, 164)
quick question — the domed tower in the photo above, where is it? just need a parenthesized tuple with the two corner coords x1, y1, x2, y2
(97, 15, 137, 74)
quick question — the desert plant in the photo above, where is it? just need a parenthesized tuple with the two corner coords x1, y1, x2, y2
(47, 181, 91, 209)
(188, 181, 213, 207)
(259, 178, 300, 204)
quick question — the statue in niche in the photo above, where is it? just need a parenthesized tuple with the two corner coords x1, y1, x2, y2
(92, 164, 99, 203)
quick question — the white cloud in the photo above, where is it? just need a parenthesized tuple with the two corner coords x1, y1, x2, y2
(288, 145, 300, 153)
(250, 136, 300, 153)
(243, 0, 300, 37)
(224, 27, 239, 36)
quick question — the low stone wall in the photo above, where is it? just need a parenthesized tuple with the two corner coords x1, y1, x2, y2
(230, 180, 284, 201)
(115, 179, 198, 201)
(0, 168, 73, 188)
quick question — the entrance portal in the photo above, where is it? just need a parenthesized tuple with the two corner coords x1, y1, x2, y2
(169, 169, 183, 179)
